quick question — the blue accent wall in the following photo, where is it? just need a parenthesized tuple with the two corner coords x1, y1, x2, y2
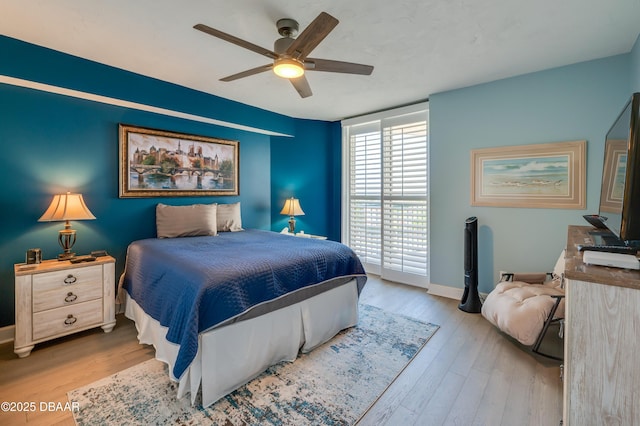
(429, 55, 632, 294)
(270, 119, 342, 241)
(0, 35, 336, 328)
(0, 81, 274, 327)
(0, 36, 295, 137)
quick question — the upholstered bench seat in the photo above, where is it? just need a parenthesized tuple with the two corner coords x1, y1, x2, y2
(481, 279, 565, 346)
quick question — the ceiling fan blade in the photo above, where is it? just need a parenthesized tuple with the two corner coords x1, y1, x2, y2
(306, 58, 374, 75)
(285, 12, 339, 59)
(220, 64, 273, 82)
(290, 75, 313, 98)
(194, 24, 278, 60)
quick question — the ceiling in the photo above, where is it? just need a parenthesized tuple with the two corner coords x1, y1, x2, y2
(1, 0, 639, 121)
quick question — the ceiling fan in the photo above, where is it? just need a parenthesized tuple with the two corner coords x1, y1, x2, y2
(193, 11, 374, 98)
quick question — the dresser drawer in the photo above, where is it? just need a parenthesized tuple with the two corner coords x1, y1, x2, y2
(32, 266, 103, 312)
(32, 299, 103, 341)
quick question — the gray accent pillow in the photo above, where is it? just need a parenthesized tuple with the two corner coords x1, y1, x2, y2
(156, 203, 218, 238)
(217, 202, 243, 232)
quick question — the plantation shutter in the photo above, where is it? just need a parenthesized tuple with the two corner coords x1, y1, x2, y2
(342, 103, 429, 287)
(381, 114, 429, 285)
(346, 122, 382, 274)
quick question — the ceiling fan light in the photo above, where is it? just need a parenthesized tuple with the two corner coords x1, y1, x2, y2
(273, 58, 304, 78)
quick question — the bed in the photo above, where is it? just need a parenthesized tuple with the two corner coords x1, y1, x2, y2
(120, 209, 367, 407)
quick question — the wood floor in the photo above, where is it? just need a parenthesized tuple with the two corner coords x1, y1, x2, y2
(0, 275, 562, 425)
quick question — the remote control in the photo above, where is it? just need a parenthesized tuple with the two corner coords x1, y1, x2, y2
(577, 245, 638, 255)
(582, 214, 608, 229)
(69, 255, 97, 263)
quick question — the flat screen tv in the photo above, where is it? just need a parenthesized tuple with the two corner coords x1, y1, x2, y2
(597, 92, 640, 247)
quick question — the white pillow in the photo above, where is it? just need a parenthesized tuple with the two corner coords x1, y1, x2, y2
(217, 202, 243, 232)
(156, 203, 218, 238)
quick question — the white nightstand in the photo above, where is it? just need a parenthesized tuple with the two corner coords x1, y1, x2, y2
(14, 256, 116, 358)
(294, 232, 327, 240)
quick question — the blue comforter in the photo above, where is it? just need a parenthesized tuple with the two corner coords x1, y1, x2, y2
(122, 229, 367, 378)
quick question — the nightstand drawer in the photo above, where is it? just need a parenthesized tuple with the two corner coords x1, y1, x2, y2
(33, 281, 102, 312)
(32, 265, 102, 293)
(32, 299, 103, 341)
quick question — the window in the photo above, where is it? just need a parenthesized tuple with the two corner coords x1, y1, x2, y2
(342, 103, 429, 287)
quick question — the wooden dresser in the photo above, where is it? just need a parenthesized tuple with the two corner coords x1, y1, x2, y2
(14, 256, 116, 358)
(563, 226, 640, 425)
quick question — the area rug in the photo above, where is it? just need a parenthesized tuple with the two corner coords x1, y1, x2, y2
(68, 304, 438, 425)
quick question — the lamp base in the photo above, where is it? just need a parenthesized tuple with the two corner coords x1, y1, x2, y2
(57, 227, 77, 261)
(58, 252, 76, 261)
(288, 217, 296, 234)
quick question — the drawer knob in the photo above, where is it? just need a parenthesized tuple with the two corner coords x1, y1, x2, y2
(64, 315, 77, 326)
(64, 292, 78, 303)
(63, 274, 77, 285)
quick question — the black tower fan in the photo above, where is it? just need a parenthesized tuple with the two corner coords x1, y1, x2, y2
(459, 216, 482, 313)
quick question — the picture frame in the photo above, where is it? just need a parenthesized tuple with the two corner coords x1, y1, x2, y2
(470, 140, 586, 209)
(119, 124, 239, 198)
(598, 139, 627, 213)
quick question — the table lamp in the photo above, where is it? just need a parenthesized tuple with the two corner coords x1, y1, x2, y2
(38, 192, 96, 260)
(280, 197, 305, 234)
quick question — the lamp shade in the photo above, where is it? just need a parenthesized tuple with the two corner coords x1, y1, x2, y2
(38, 192, 96, 222)
(280, 198, 305, 217)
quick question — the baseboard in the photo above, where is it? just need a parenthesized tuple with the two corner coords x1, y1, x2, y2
(426, 283, 464, 300)
(0, 325, 15, 344)
(426, 283, 488, 302)
(368, 273, 482, 302)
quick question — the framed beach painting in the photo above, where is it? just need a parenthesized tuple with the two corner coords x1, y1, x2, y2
(598, 139, 627, 213)
(470, 140, 586, 209)
(119, 124, 239, 198)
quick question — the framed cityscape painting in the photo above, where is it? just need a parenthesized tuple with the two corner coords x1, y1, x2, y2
(119, 124, 239, 198)
(471, 140, 586, 209)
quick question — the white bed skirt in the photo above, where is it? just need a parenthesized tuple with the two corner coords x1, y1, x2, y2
(124, 279, 359, 407)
